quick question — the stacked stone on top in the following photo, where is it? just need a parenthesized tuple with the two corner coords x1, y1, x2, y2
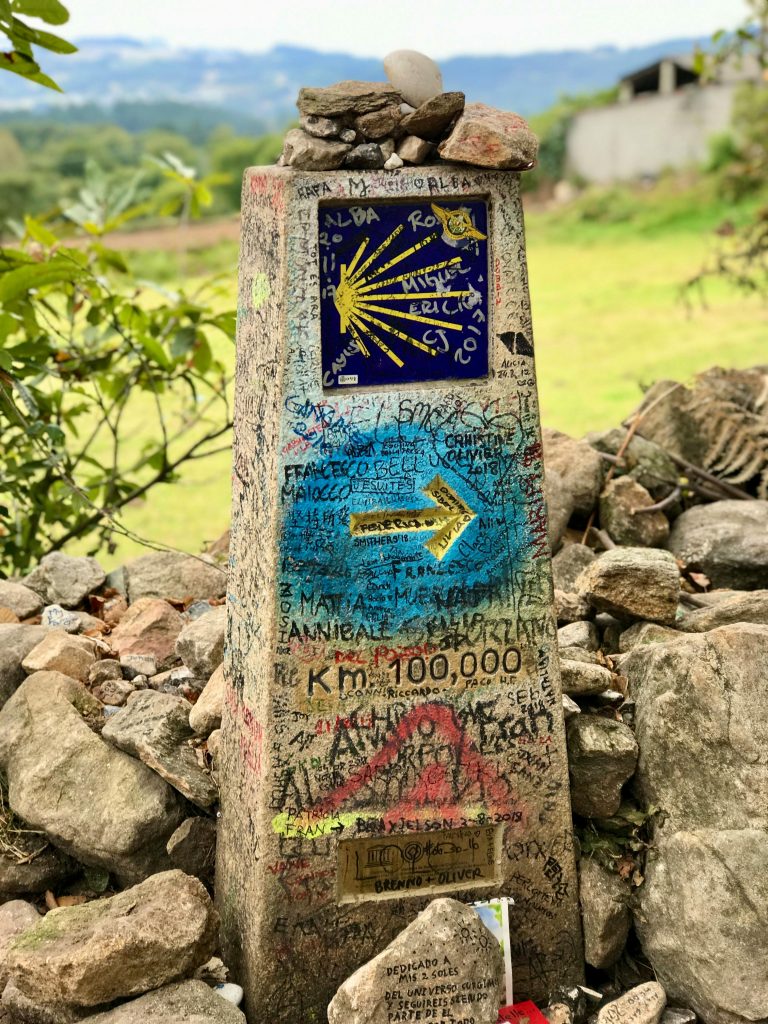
(279, 49, 538, 172)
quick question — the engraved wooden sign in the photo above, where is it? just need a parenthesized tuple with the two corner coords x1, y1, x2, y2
(218, 166, 584, 1024)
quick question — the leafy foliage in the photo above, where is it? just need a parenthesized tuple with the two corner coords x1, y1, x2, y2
(0, 169, 236, 575)
(577, 800, 660, 884)
(0, 0, 76, 91)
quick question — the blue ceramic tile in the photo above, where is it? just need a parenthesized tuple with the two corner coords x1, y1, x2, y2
(320, 199, 489, 389)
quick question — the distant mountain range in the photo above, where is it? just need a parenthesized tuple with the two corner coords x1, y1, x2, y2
(0, 35, 705, 128)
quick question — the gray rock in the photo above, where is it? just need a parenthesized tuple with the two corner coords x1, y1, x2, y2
(567, 715, 638, 817)
(379, 138, 395, 159)
(2, 980, 85, 1023)
(0, 625, 47, 708)
(102, 691, 217, 810)
(618, 622, 680, 652)
(206, 729, 221, 760)
(577, 548, 680, 624)
(167, 817, 217, 882)
(0, 671, 185, 884)
(558, 620, 599, 651)
(562, 695, 581, 720)
(637, 830, 767, 1024)
(600, 476, 670, 548)
(7, 870, 218, 1012)
(545, 468, 575, 553)
(552, 544, 596, 592)
(543, 428, 604, 517)
(87, 660, 122, 686)
(119, 653, 157, 679)
(579, 858, 631, 968)
(587, 429, 678, 499)
(40, 605, 81, 633)
(401, 91, 465, 138)
(84, 980, 246, 1023)
(660, 1010, 696, 1024)
(596, 983, 666, 1024)
(667, 500, 768, 590)
(328, 898, 503, 1024)
(396, 135, 433, 165)
(677, 589, 768, 632)
(559, 647, 601, 664)
(282, 128, 351, 170)
(555, 590, 591, 624)
(22, 631, 98, 681)
(560, 660, 613, 696)
(438, 103, 538, 170)
(300, 113, 341, 138)
(92, 678, 135, 707)
(175, 606, 226, 679)
(186, 600, 213, 620)
(188, 664, 224, 736)
(339, 127, 357, 143)
(0, 582, 42, 620)
(0, 832, 76, 898)
(343, 143, 385, 169)
(626, 624, 768, 833)
(353, 105, 401, 140)
(383, 50, 442, 107)
(384, 152, 403, 170)
(298, 80, 400, 117)
(0, 901, 40, 989)
(123, 552, 226, 604)
(24, 554, 104, 609)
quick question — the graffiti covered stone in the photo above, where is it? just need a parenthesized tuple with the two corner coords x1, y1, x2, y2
(327, 898, 504, 1024)
(218, 165, 583, 1021)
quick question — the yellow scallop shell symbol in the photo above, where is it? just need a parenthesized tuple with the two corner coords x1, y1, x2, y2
(431, 203, 487, 247)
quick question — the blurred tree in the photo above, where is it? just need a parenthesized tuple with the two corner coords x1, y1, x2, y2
(211, 132, 284, 210)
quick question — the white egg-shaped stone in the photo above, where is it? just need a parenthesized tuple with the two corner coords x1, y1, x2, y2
(383, 50, 443, 107)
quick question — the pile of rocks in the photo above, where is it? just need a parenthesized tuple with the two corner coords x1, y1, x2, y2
(280, 49, 538, 171)
(0, 547, 235, 1021)
(541, 364, 768, 1023)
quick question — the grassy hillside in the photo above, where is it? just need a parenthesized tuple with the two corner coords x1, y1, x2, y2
(74, 179, 768, 568)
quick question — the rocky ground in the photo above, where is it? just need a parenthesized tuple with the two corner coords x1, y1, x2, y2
(0, 361, 766, 1022)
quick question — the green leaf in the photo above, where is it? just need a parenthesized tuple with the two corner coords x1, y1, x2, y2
(192, 336, 212, 374)
(0, 259, 86, 303)
(11, 0, 70, 25)
(0, 50, 62, 89)
(23, 215, 57, 247)
(139, 335, 172, 370)
(10, 17, 76, 52)
(170, 326, 196, 360)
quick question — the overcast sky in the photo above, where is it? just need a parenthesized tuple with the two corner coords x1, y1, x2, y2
(66, 0, 747, 56)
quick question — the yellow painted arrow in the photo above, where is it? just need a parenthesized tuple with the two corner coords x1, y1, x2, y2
(349, 475, 476, 560)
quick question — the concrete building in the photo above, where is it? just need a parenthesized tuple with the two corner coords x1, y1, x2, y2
(566, 55, 759, 183)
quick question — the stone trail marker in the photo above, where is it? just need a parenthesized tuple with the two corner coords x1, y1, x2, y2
(218, 165, 583, 1021)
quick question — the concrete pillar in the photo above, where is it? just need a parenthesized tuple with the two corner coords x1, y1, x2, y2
(218, 165, 584, 1022)
(659, 60, 676, 95)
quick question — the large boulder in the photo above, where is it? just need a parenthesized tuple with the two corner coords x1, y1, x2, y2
(677, 590, 768, 632)
(579, 859, 631, 969)
(0, 625, 47, 708)
(636, 830, 768, 1024)
(102, 691, 218, 810)
(84, 980, 246, 1023)
(626, 624, 768, 1022)
(566, 715, 638, 818)
(576, 548, 680, 624)
(626, 624, 768, 832)
(24, 553, 105, 609)
(0, 672, 186, 884)
(123, 552, 226, 604)
(109, 598, 184, 672)
(667, 500, 768, 590)
(0, 582, 43, 620)
(6, 870, 218, 1012)
(328, 898, 503, 1024)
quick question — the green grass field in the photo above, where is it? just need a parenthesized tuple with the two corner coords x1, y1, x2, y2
(90, 181, 768, 569)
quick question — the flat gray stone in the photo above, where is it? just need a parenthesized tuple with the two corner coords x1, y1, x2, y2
(560, 660, 613, 696)
(175, 606, 226, 679)
(667, 500, 768, 590)
(0, 625, 47, 708)
(558, 620, 599, 651)
(567, 715, 638, 818)
(596, 983, 666, 1024)
(677, 590, 768, 632)
(123, 552, 226, 604)
(300, 114, 341, 138)
(24, 554, 104, 609)
(543, 428, 604, 517)
(400, 91, 464, 138)
(0, 672, 185, 884)
(7, 870, 218, 1011)
(577, 548, 680, 624)
(0, 582, 43, 620)
(84, 980, 246, 1023)
(579, 858, 630, 969)
(282, 128, 351, 171)
(297, 80, 400, 117)
(328, 898, 503, 1024)
(102, 691, 218, 809)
